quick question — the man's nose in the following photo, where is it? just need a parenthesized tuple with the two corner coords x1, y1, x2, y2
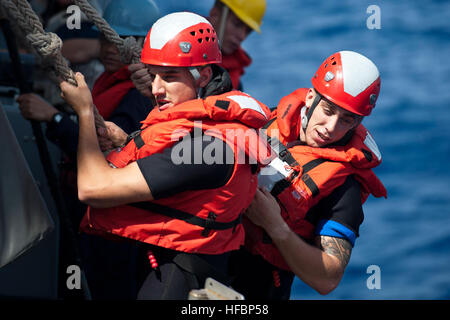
(151, 75, 164, 96)
(325, 115, 339, 133)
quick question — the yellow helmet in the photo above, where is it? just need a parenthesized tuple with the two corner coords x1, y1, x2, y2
(220, 0, 266, 33)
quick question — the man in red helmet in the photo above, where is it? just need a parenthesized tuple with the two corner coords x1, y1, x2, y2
(229, 51, 387, 299)
(128, 0, 266, 97)
(59, 12, 271, 299)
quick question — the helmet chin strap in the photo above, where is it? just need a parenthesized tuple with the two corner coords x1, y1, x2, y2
(188, 67, 205, 98)
(189, 67, 201, 81)
(197, 87, 205, 99)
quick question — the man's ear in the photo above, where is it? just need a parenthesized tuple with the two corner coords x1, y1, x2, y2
(304, 88, 316, 112)
(306, 88, 315, 102)
(197, 66, 213, 88)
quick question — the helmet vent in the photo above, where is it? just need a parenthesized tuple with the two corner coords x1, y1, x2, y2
(190, 31, 196, 36)
(332, 61, 337, 65)
(205, 37, 210, 42)
(199, 29, 204, 34)
(207, 28, 211, 33)
(198, 38, 203, 43)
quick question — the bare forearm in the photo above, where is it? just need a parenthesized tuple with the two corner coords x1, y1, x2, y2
(267, 223, 344, 294)
(246, 188, 349, 294)
(77, 110, 113, 201)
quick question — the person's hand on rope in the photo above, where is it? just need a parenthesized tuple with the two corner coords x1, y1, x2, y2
(128, 63, 153, 98)
(97, 121, 128, 150)
(60, 72, 94, 116)
(16, 93, 59, 122)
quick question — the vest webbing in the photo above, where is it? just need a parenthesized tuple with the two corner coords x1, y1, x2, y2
(264, 117, 331, 198)
(130, 201, 242, 237)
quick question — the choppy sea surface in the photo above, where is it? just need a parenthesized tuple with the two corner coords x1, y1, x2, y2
(158, 0, 450, 299)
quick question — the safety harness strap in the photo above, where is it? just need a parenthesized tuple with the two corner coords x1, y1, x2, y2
(262, 117, 276, 130)
(263, 121, 328, 198)
(130, 201, 242, 237)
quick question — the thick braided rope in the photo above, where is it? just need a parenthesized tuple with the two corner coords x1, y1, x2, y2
(0, 3, 35, 54)
(0, 0, 106, 130)
(73, 0, 141, 64)
(10, 0, 77, 85)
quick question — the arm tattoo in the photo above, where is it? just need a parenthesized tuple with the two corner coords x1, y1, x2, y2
(317, 236, 353, 269)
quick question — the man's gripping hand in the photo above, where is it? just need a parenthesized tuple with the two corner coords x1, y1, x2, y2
(60, 72, 94, 116)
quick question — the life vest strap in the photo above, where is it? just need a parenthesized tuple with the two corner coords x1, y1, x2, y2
(302, 158, 327, 174)
(130, 201, 242, 236)
(267, 136, 299, 167)
(262, 117, 276, 130)
(267, 133, 330, 198)
(301, 173, 319, 197)
(125, 130, 144, 149)
(271, 178, 292, 198)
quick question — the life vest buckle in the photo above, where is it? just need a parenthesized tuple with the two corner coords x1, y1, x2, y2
(201, 212, 217, 237)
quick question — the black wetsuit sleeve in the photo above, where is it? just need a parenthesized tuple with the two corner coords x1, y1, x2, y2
(136, 134, 235, 200)
(306, 175, 364, 246)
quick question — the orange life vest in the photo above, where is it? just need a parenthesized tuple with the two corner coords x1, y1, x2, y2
(244, 88, 387, 270)
(80, 90, 272, 255)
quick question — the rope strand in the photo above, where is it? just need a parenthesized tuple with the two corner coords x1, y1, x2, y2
(0, 0, 106, 130)
(73, 0, 141, 64)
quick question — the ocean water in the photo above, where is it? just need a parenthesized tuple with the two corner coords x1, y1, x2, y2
(157, 0, 450, 300)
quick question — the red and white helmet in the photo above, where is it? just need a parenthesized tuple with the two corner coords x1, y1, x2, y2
(141, 12, 222, 67)
(311, 51, 381, 116)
